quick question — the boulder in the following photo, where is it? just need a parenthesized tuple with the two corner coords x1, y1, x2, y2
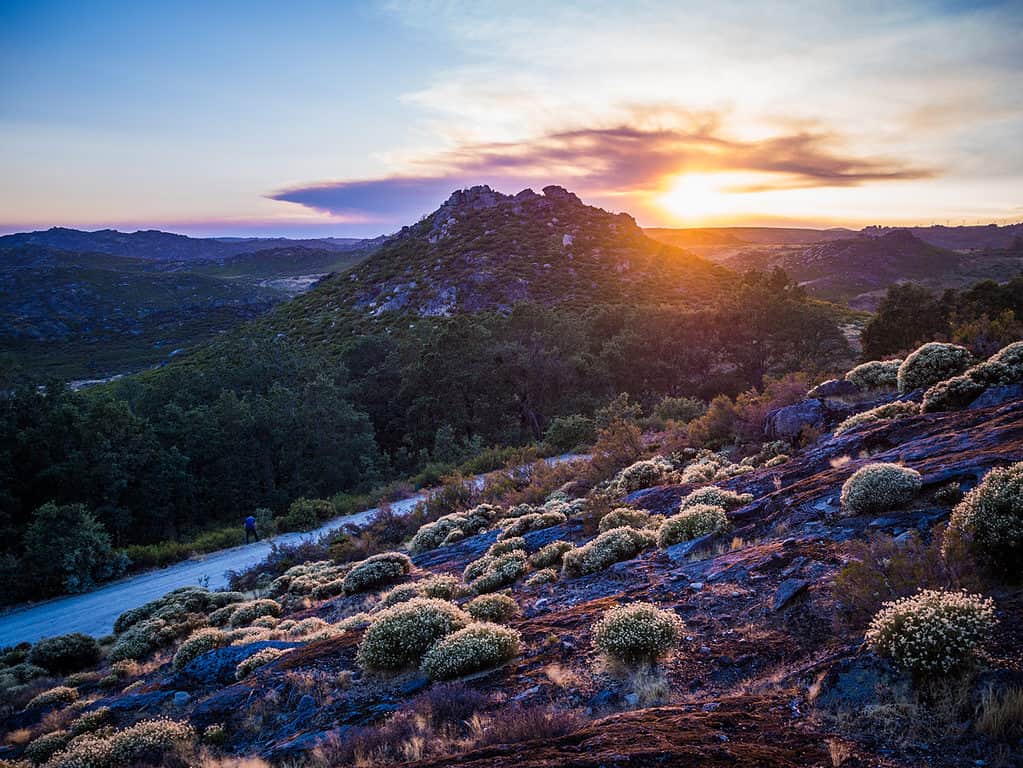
(765, 400, 827, 441)
(176, 641, 299, 687)
(969, 384, 1023, 410)
(771, 578, 809, 612)
(807, 379, 860, 399)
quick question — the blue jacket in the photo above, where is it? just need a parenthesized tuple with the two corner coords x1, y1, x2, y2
(244, 516, 256, 530)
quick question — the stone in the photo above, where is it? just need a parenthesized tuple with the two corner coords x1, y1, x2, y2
(297, 694, 316, 714)
(623, 693, 640, 707)
(586, 689, 620, 713)
(969, 384, 1023, 410)
(664, 533, 716, 563)
(400, 675, 430, 695)
(172, 691, 191, 707)
(765, 400, 826, 441)
(177, 641, 299, 687)
(813, 656, 898, 709)
(807, 379, 860, 399)
(772, 578, 809, 612)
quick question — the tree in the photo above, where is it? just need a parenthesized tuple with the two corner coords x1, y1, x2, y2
(21, 502, 126, 598)
(862, 283, 949, 358)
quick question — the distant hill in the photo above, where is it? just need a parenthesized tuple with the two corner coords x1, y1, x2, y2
(646, 226, 855, 247)
(0, 227, 376, 262)
(865, 222, 1023, 251)
(268, 185, 730, 335)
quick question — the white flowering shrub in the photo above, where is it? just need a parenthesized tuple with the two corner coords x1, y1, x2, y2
(921, 374, 986, 413)
(356, 598, 470, 671)
(840, 462, 922, 516)
(764, 454, 789, 467)
(865, 589, 996, 676)
(26, 685, 78, 710)
(591, 602, 684, 664)
(499, 510, 567, 539)
(679, 486, 752, 512)
(845, 359, 902, 390)
(657, 504, 729, 548)
(409, 506, 496, 552)
(45, 717, 194, 768)
(561, 527, 656, 578)
(466, 593, 519, 623)
(68, 707, 112, 737)
(377, 583, 423, 609)
(834, 401, 919, 435)
(529, 540, 574, 569)
(612, 456, 675, 494)
(525, 568, 559, 587)
(228, 598, 282, 628)
(488, 537, 527, 556)
(342, 552, 413, 594)
(420, 623, 521, 681)
(235, 647, 291, 679)
(945, 461, 1023, 573)
(25, 730, 70, 764)
(598, 507, 653, 532)
(464, 551, 527, 593)
(419, 574, 467, 599)
(28, 633, 100, 675)
(922, 341, 1023, 412)
(897, 342, 973, 393)
(172, 628, 227, 670)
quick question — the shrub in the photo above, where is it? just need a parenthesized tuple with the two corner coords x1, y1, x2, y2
(591, 602, 684, 664)
(228, 599, 281, 628)
(25, 731, 70, 764)
(653, 396, 707, 425)
(525, 568, 558, 587)
(657, 505, 729, 548)
(612, 457, 674, 494)
(897, 342, 973, 392)
(981, 340, 1023, 381)
(679, 486, 752, 512)
(26, 685, 77, 710)
(172, 628, 227, 670)
(562, 527, 656, 577)
(543, 415, 596, 453)
(343, 552, 413, 594)
(921, 374, 986, 413)
(235, 647, 291, 679)
(45, 718, 194, 768)
(69, 706, 112, 736)
(28, 633, 100, 674)
(466, 593, 519, 623)
(834, 401, 919, 435)
(529, 540, 574, 569)
(865, 589, 996, 676)
(464, 551, 526, 594)
(922, 340, 1023, 412)
(377, 583, 423, 609)
(488, 537, 527, 556)
(420, 623, 521, 681)
(280, 497, 333, 532)
(598, 507, 652, 532)
(499, 511, 567, 540)
(845, 359, 902, 390)
(419, 574, 466, 599)
(945, 461, 1023, 575)
(357, 598, 471, 671)
(840, 463, 922, 516)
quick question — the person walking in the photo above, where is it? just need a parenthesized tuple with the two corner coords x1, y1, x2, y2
(244, 514, 259, 544)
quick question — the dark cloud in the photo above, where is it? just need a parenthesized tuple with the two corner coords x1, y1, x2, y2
(269, 120, 933, 225)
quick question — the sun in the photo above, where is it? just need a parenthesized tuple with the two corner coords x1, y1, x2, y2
(657, 172, 740, 223)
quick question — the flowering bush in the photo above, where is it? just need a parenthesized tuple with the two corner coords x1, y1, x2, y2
(922, 341, 1023, 412)
(419, 574, 467, 599)
(342, 552, 413, 594)
(420, 623, 521, 681)
(499, 511, 567, 540)
(612, 457, 674, 494)
(529, 540, 574, 569)
(172, 628, 227, 670)
(466, 593, 519, 623)
(561, 527, 656, 578)
(235, 647, 291, 679)
(598, 507, 653, 532)
(45, 717, 194, 768)
(463, 551, 526, 593)
(945, 461, 1023, 574)
(921, 373, 986, 413)
(591, 602, 684, 664)
(409, 506, 496, 552)
(897, 342, 973, 392)
(377, 583, 423, 609)
(865, 589, 996, 676)
(26, 685, 78, 710)
(357, 598, 470, 671)
(657, 504, 729, 548)
(488, 537, 527, 556)
(28, 633, 100, 674)
(840, 463, 922, 517)
(846, 359, 902, 390)
(834, 400, 919, 435)
(69, 707, 112, 737)
(679, 486, 752, 512)
(525, 568, 558, 587)
(228, 598, 282, 627)
(25, 730, 70, 764)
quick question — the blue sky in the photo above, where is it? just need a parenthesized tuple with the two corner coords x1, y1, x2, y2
(2, 1, 1021, 236)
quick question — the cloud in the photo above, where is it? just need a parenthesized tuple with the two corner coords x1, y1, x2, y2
(269, 114, 933, 225)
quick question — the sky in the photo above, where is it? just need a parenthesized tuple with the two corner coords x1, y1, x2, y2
(1, 0, 1022, 237)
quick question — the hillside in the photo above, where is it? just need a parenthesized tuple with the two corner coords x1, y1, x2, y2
(2, 367, 1021, 767)
(261, 185, 730, 339)
(0, 241, 373, 381)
